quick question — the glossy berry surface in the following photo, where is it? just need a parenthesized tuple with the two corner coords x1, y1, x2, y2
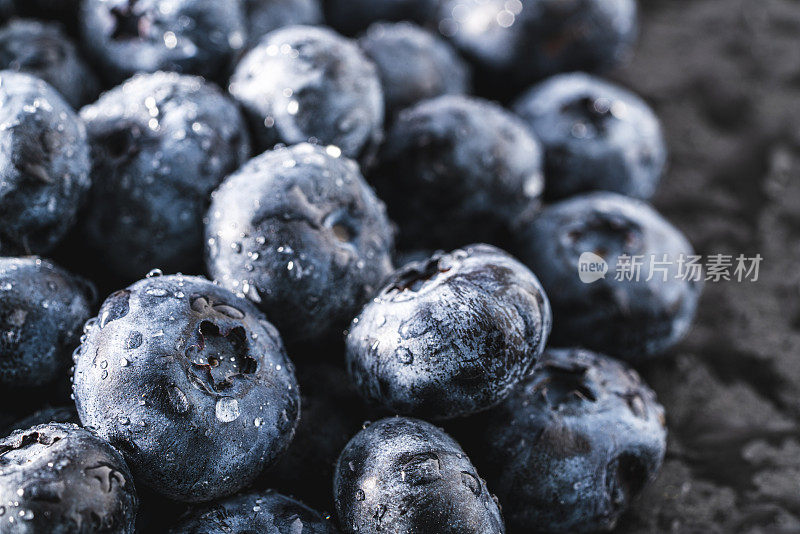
(359, 22, 470, 118)
(434, 0, 638, 88)
(0, 19, 99, 109)
(514, 72, 666, 200)
(515, 192, 702, 362)
(170, 490, 338, 533)
(334, 417, 504, 534)
(372, 95, 544, 249)
(346, 244, 551, 420)
(0, 423, 138, 533)
(0, 71, 91, 256)
(73, 274, 300, 502)
(0, 257, 94, 389)
(79, 0, 246, 83)
(229, 25, 384, 159)
(80, 72, 250, 281)
(206, 143, 394, 346)
(244, 0, 322, 47)
(479, 348, 667, 533)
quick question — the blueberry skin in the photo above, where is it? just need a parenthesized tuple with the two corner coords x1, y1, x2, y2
(0, 20, 99, 109)
(1, 405, 79, 436)
(244, 0, 322, 47)
(0, 423, 138, 534)
(261, 363, 378, 511)
(346, 244, 551, 420)
(80, 0, 246, 84)
(359, 22, 471, 118)
(206, 143, 394, 345)
(334, 417, 505, 534)
(514, 72, 667, 200)
(371, 95, 544, 250)
(0, 257, 94, 389)
(515, 192, 702, 362)
(480, 348, 667, 533)
(0, 71, 91, 256)
(229, 26, 384, 160)
(73, 274, 300, 502)
(80, 72, 251, 281)
(325, 0, 437, 36)
(170, 490, 338, 533)
(434, 0, 637, 87)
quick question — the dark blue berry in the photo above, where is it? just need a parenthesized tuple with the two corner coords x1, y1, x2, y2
(80, 0, 246, 84)
(371, 95, 544, 249)
(80, 72, 251, 281)
(229, 25, 384, 160)
(514, 72, 666, 200)
(0, 71, 91, 255)
(359, 22, 471, 118)
(206, 143, 394, 346)
(0, 19, 99, 109)
(0, 423, 138, 533)
(73, 274, 300, 502)
(515, 192, 702, 362)
(346, 244, 551, 420)
(325, 0, 437, 36)
(479, 348, 667, 533)
(433, 0, 637, 89)
(0, 257, 94, 390)
(334, 417, 504, 534)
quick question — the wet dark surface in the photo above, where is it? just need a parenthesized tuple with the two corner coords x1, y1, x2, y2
(609, 1, 800, 531)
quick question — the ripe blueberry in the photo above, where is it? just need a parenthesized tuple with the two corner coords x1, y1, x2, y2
(206, 143, 394, 346)
(479, 348, 667, 533)
(229, 25, 384, 160)
(334, 417, 504, 534)
(346, 244, 551, 420)
(0, 423, 138, 533)
(515, 192, 702, 362)
(371, 95, 544, 249)
(514, 72, 666, 200)
(80, 72, 251, 281)
(73, 274, 300, 502)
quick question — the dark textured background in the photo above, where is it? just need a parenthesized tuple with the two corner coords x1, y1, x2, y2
(607, 1, 800, 531)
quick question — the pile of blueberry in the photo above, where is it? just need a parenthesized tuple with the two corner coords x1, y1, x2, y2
(0, 0, 703, 532)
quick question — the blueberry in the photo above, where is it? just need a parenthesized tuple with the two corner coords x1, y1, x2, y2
(170, 490, 338, 533)
(0, 423, 138, 533)
(358, 22, 471, 118)
(515, 192, 702, 362)
(80, 0, 246, 84)
(1, 405, 79, 436)
(0, 20, 98, 109)
(0, 257, 94, 390)
(0, 71, 91, 256)
(345, 244, 551, 420)
(324, 0, 437, 36)
(205, 143, 394, 346)
(334, 417, 504, 534)
(514, 72, 667, 200)
(72, 274, 300, 502)
(479, 348, 667, 533)
(244, 0, 322, 47)
(261, 363, 378, 511)
(434, 0, 637, 89)
(79, 72, 251, 281)
(229, 26, 384, 160)
(371, 95, 544, 249)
